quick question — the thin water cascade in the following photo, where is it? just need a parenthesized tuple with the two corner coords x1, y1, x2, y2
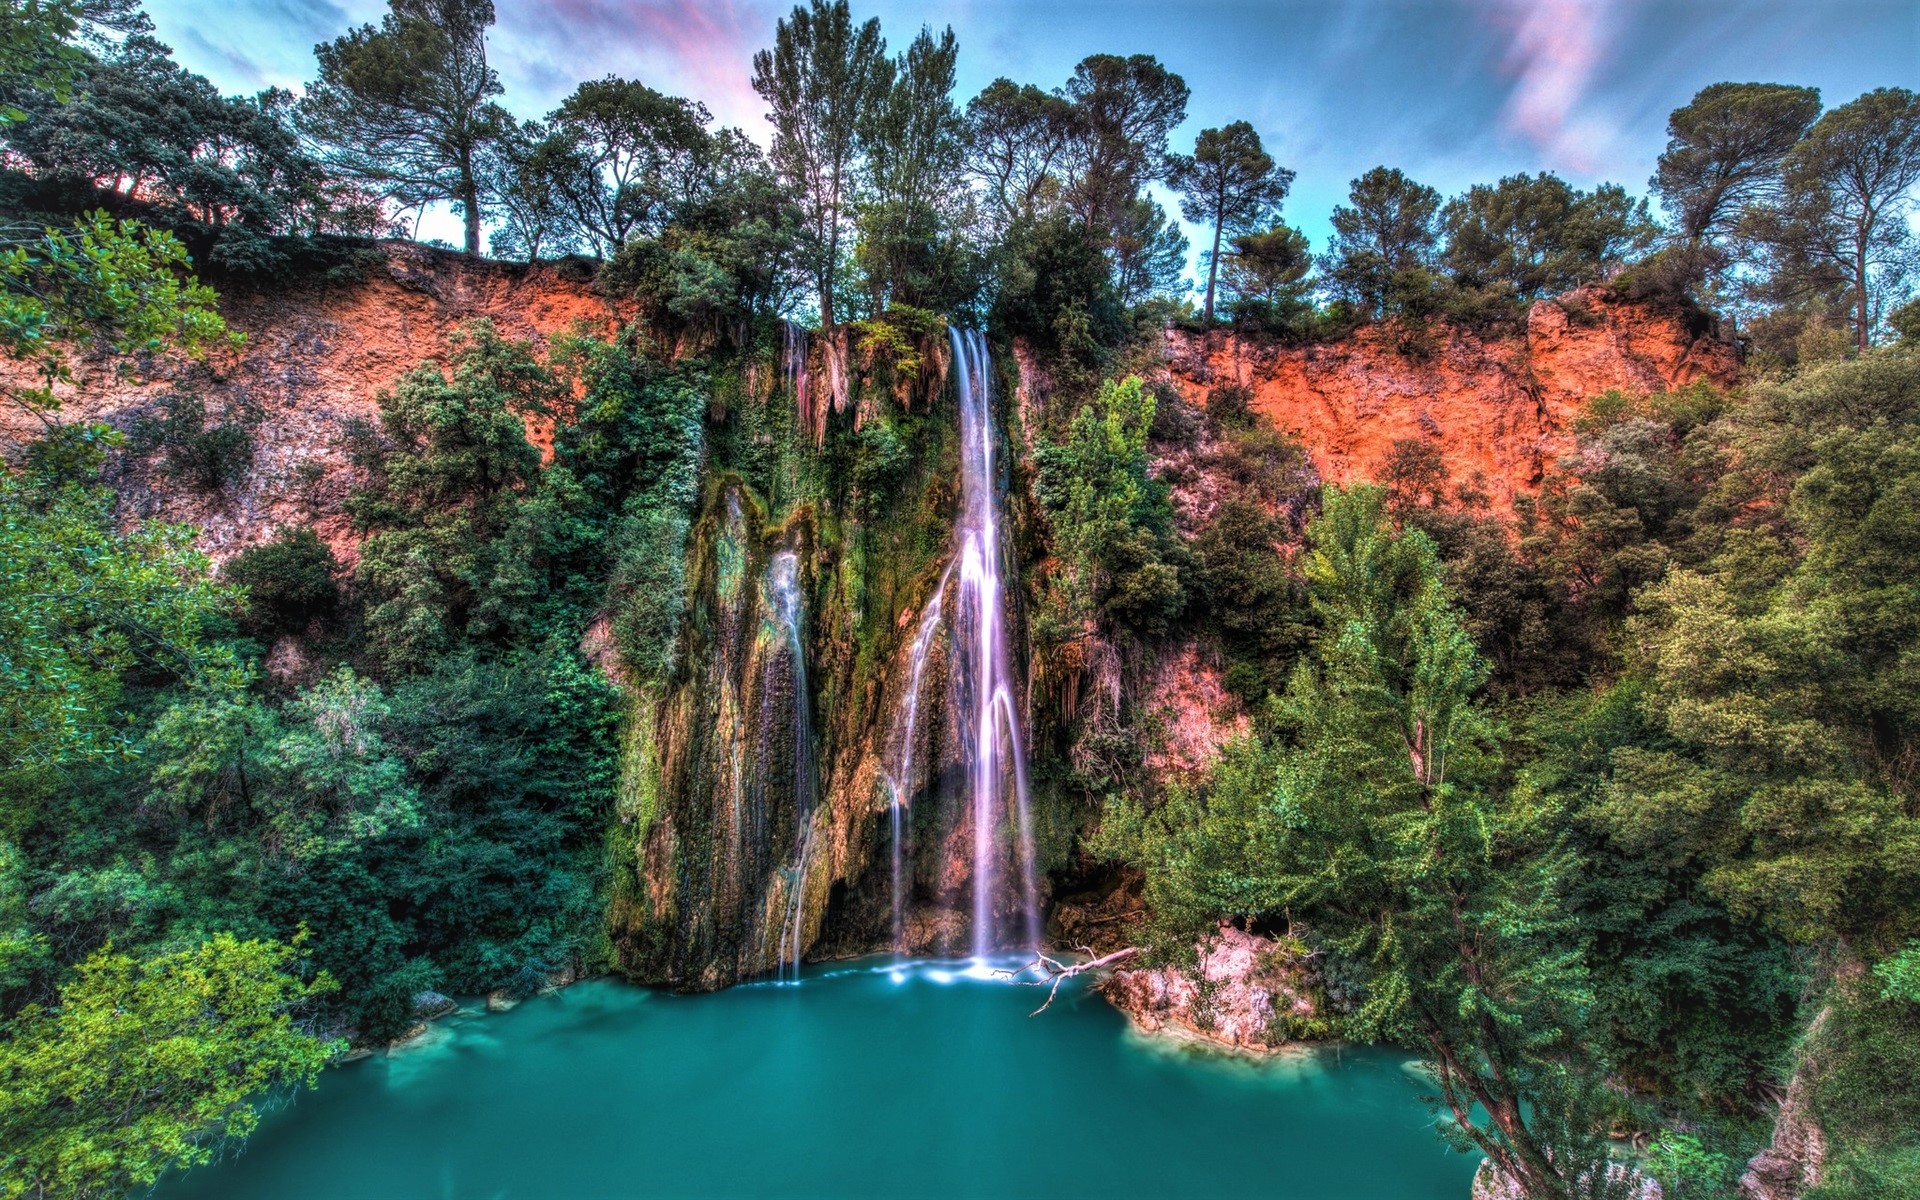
(783, 320, 819, 445)
(767, 550, 816, 982)
(884, 568, 949, 953)
(948, 327, 1042, 962)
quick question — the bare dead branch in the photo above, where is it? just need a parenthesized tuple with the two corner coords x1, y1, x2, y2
(994, 946, 1141, 1016)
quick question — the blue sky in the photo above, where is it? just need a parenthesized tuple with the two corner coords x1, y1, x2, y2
(143, 0, 1918, 267)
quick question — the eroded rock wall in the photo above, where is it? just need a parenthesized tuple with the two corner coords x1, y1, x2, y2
(0, 242, 631, 563)
(1164, 291, 1738, 512)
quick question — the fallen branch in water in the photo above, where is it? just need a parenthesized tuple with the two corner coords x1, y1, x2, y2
(996, 946, 1141, 1016)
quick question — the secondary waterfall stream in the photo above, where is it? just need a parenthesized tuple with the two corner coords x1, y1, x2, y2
(887, 568, 947, 953)
(767, 550, 814, 982)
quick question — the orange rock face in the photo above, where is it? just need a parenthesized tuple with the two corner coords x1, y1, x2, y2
(0, 242, 631, 563)
(1164, 291, 1738, 513)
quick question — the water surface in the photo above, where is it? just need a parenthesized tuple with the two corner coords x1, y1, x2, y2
(162, 959, 1479, 1199)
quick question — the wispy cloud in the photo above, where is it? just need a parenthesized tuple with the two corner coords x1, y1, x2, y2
(1483, 0, 1634, 173)
(493, 0, 775, 134)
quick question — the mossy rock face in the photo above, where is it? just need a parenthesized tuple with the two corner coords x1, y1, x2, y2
(606, 336, 1073, 989)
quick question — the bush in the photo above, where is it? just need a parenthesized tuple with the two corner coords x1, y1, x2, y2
(127, 391, 258, 492)
(224, 527, 340, 638)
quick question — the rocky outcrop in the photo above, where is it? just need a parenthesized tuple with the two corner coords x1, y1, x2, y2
(1101, 923, 1319, 1054)
(1164, 292, 1738, 513)
(1139, 641, 1251, 780)
(1741, 1017, 1829, 1200)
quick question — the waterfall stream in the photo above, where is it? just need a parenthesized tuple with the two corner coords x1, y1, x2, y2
(886, 566, 949, 953)
(767, 550, 815, 982)
(949, 327, 1041, 961)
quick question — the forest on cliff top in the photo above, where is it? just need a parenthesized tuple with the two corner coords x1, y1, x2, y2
(2, 0, 1920, 1197)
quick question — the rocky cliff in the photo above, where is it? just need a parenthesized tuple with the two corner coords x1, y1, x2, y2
(1164, 291, 1738, 512)
(4, 247, 1746, 993)
(0, 242, 631, 563)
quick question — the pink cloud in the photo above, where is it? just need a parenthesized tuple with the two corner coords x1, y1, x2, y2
(493, 0, 778, 139)
(1483, 0, 1633, 174)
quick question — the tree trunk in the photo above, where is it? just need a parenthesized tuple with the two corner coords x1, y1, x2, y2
(1856, 239, 1871, 352)
(1205, 212, 1223, 325)
(460, 168, 482, 256)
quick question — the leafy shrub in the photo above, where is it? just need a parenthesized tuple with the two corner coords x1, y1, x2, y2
(128, 391, 259, 492)
(224, 527, 339, 638)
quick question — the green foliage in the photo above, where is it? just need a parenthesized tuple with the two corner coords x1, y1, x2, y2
(1099, 486, 1614, 1197)
(347, 319, 563, 672)
(750, 0, 890, 326)
(1645, 1131, 1738, 1200)
(1320, 166, 1444, 321)
(545, 78, 706, 252)
(0, 932, 338, 1200)
(0, 468, 239, 792)
(1654, 83, 1822, 246)
(1807, 967, 1920, 1198)
(1441, 172, 1658, 310)
(223, 528, 340, 639)
(1220, 222, 1318, 337)
(1603, 353, 1920, 948)
(1, 32, 367, 269)
(1166, 120, 1293, 322)
(1744, 88, 1920, 351)
(1, 213, 239, 423)
(297, 0, 507, 253)
(127, 390, 259, 492)
(854, 25, 973, 314)
(1033, 375, 1184, 637)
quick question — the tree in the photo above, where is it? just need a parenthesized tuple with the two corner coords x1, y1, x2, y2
(1748, 87, 1920, 351)
(1320, 166, 1443, 319)
(0, 468, 240, 807)
(1442, 173, 1658, 303)
(751, 0, 889, 327)
(0, 933, 338, 1200)
(298, 0, 506, 254)
(1059, 53, 1189, 250)
(1652, 82, 1821, 245)
(1109, 194, 1188, 307)
(481, 116, 578, 263)
(855, 24, 967, 311)
(0, 0, 143, 124)
(5, 35, 326, 236)
(542, 77, 715, 258)
(1167, 121, 1294, 323)
(345, 320, 560, 671)
(1033, 375, 1184, 637)
(1602, 352, 1920, 948)
(964, 78, 1079, 236)
(1220, 222, 1315, 331)
(1098, 487, 1617, 1198)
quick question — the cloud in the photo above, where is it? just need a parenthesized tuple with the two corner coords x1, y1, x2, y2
(1483, 0, 1633, 173)
(492, 0, 776, 135)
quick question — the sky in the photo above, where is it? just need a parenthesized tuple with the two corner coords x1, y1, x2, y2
(142, 0, 1919, 266)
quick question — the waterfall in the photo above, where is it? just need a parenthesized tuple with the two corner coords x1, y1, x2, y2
(767, 550, 815, 982)
(885, 567, 949, 954)
(948, 328, 1042, 961)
